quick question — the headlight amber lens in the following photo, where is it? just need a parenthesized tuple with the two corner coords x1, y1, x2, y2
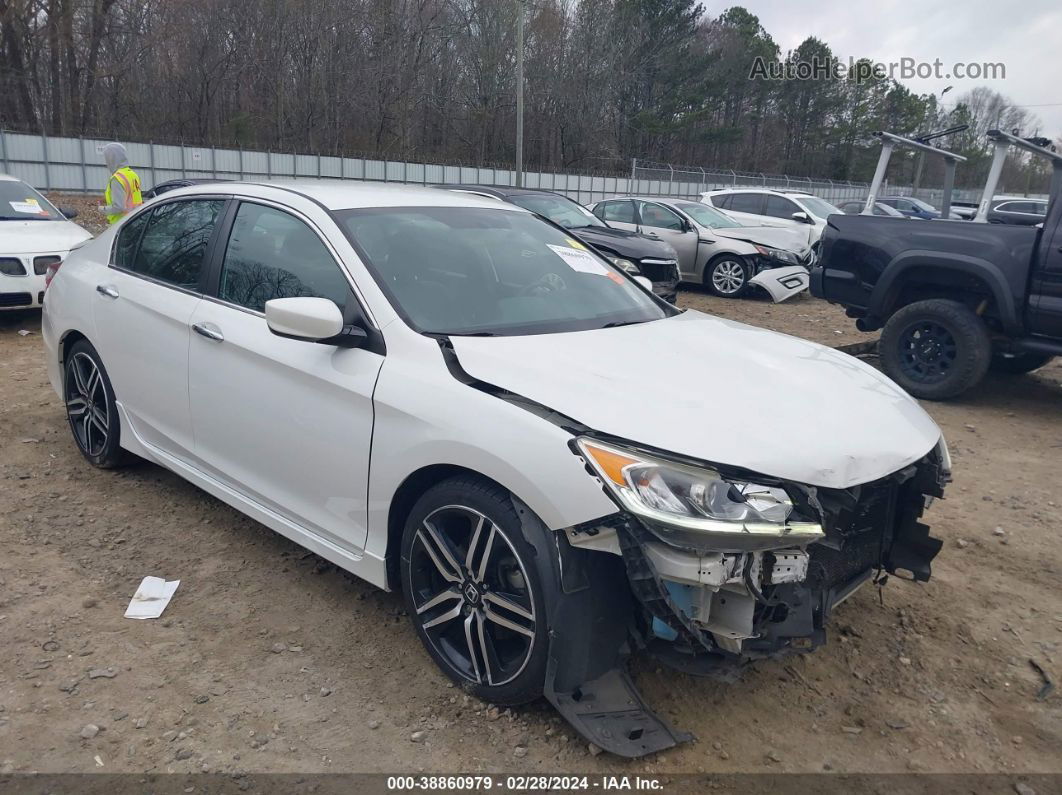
(577, 438, 823, 552)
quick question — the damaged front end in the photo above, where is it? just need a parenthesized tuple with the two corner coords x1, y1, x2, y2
(548, 436, 948, 756)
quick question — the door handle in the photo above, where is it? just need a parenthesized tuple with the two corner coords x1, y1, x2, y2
(192, 322, 224, 342)
(95, 284, 119, 299)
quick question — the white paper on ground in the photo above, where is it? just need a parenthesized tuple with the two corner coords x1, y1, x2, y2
(124, 576, 180, 619)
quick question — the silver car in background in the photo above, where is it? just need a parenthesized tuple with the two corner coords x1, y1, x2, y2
(589, 196, 812, 298)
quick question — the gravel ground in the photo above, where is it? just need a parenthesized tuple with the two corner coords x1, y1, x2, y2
(1, 217, 1060, 779)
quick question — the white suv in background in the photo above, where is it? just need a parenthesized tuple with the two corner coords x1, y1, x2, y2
(700, 189, 841, 249)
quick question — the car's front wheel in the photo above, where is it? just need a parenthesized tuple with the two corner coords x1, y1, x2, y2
(63, 339, 131, 468)
(880, 299, 991, 400)
(400, 476, 553, 705)
(705, 256, 750, 298)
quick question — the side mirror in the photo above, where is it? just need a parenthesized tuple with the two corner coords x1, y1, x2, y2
(60, 207, 79, 219)
(265, 297, 345, 342)
(634, 275, 654, 291)
(792, 211, 812, 224)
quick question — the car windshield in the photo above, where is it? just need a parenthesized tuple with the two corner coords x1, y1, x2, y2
(796, 196, 841, 219)
(336, 206, 672, 336)
(506, 193, 607, 230)
(673, 201, 741, 229)
(0, 180, 63, 221)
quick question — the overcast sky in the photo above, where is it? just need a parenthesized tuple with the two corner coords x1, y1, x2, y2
(724, 0, 1062, 138)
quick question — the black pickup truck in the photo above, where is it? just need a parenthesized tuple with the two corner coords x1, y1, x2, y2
(811, 202, 1061, 399)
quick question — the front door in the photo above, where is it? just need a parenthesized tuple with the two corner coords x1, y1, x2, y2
(92, 198, 227, 460)
(187, 201, 383, 553)
(634, 201, 699, 276)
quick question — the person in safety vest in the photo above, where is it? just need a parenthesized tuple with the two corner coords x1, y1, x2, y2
(100, 142, 142, 225)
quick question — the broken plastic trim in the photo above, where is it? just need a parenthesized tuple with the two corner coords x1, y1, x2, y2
(508, 494, 692, 758)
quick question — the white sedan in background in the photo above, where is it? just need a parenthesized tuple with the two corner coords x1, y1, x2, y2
(42, 181, 949, 758)
(0, 174, 91, 310)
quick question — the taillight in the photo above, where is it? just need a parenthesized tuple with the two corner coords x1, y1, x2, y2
(43, 260, 63, 292)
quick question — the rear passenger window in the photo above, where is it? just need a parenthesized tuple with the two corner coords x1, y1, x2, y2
(599, 200, 635, 223)
(712, 194, 732, 209)
(218, 203, 350, 313)
(727, 193, 764, 214)
(765, 195, 799, 219)
(130, 200, 224, 289)
(113, 211, 150, 270)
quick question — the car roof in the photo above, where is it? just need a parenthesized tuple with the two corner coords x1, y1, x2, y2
(0, 173, 25, 183)
(153, 180, 529, 212)
(706, 188, 815, 197)
(433, 184, 568, 200)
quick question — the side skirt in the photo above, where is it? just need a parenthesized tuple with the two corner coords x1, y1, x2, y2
(116, 403, 390, 590)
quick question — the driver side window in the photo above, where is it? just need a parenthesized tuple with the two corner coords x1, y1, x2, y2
(218, 203, 351, 313)
(637, 201, 684, 231)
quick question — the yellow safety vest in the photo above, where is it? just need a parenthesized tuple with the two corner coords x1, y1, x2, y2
(105, 166, 143, 225)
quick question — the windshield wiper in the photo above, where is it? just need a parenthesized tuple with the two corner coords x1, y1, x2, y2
(0, 215, 52, 221)
(599, 319, 647, 329)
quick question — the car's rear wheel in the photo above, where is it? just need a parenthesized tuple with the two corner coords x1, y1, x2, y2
(880, 299, 991, 400)
(989, 351, 1053, 375)
(705, 256, 750, 298)
(400, 476, 553, 705)
(63, 340, 130, 468)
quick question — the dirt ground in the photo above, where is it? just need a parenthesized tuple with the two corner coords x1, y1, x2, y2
(1, 235, 1061, 779)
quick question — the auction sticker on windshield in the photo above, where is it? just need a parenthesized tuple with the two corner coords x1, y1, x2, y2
(9, 199, 45, 214)
(547, 244, 609, 275)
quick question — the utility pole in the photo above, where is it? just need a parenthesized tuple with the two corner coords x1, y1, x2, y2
(515, 0, 524, 187)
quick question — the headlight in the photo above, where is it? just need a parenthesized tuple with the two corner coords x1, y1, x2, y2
(576, 438, 823, 552)
(607, 257, 641, 275)
(753, 245, 799, 265)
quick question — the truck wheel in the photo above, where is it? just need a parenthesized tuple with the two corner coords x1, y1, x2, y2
(990, 352, 1053, 374)
(880, 299, 991, 400)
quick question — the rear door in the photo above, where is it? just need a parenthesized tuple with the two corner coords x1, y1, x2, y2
(92, 197, 228, 460)
(187, 199, 383, 553)
(1029, 211, 1062, 338)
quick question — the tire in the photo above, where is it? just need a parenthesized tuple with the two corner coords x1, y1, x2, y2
(63, 340, 132, 468)
(989, 351, 1053, 375)
(704, 255, 750, 298)
(880, 299, 991, 400)
(400, 476, 555, 705)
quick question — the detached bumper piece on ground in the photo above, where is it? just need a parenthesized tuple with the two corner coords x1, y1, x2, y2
(548, 448, 947, 757)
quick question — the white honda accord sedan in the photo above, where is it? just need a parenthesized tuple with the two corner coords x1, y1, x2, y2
(42, 182, 950, 757)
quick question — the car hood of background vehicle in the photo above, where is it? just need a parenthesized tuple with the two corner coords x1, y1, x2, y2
(449, 310, 941, 489)
(570, 226, 676, 260)
(0, 220, 92, 253)
(712, 225, 809, 255)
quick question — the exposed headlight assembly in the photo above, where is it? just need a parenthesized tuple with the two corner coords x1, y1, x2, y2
(753, 244, 799, 265)
(607, 256, 641, 275)
(577, 438, 823, 552)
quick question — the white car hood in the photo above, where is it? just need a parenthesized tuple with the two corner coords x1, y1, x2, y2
(0, 220, 92, 254)
(449, 310, 941, 489)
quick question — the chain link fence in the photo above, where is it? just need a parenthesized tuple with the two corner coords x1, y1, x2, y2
(630, 160, 1005, 206)
(5, 129, 1029, 208)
